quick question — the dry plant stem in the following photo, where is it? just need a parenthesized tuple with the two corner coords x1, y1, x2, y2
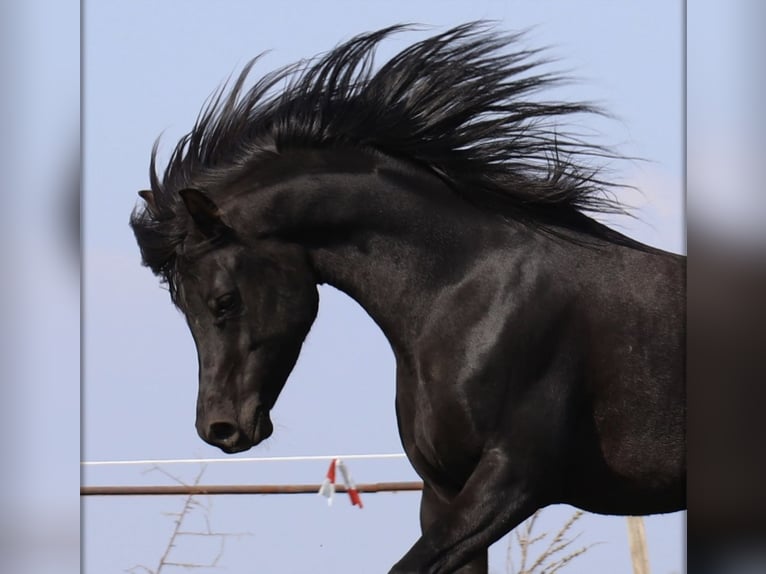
(125, 465, 251, 574)
(507, 509, 599, 574)
(157, 466, 207, 572)
(526, 511, 582, 572)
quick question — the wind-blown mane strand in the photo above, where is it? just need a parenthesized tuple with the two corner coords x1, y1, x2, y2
(132, 22, 633, 291)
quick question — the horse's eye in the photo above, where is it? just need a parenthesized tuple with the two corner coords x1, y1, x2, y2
(212, 292, 240, 317)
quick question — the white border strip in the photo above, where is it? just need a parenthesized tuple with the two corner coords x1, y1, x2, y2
(81, 453, 408, 467)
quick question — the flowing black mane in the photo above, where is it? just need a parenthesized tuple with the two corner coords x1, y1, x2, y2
(132, 22, 632, 291)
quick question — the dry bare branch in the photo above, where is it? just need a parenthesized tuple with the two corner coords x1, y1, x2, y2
(506, 509, 599, 574)
(124, 464, 252, 573)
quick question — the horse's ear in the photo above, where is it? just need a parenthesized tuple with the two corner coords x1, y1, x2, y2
(138, 189, 158, 214)
(179, 188, 232, 239)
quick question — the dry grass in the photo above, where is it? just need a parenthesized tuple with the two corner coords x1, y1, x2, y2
(505, 509, 599, 574)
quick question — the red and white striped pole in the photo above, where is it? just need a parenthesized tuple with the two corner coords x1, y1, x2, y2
(337, 459, 363, 508)
(317, 458, 337, 505)
(317, 458, 363, 509)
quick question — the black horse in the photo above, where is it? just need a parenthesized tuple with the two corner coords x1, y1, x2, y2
(131, 24, 685, 574)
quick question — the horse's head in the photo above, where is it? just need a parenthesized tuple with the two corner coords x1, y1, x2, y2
(170, 188, 319, 453)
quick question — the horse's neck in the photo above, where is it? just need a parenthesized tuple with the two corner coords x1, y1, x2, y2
(242, 151, 517, 350)
(309, 177, 493, 349)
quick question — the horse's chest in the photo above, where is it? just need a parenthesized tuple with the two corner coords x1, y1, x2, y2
(395, 376, 483, 487)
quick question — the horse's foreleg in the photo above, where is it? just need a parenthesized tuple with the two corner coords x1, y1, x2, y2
(390, 448, 538, 574)
(419, 484, 489, 574)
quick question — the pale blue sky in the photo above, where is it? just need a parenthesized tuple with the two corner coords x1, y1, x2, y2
(83, 2, 684, 572)
(3, 1, 80, 573)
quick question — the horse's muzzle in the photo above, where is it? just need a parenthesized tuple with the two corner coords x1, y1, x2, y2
(199, 406, 273, 453)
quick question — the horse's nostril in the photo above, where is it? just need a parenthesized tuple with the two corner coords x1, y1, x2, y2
(209, 421, 239, 443)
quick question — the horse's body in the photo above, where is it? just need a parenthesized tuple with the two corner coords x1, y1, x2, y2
(131, 24, 685, 573)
